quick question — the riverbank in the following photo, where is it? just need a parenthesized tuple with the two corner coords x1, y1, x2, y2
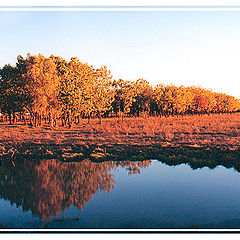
(1, 113, 240, 169)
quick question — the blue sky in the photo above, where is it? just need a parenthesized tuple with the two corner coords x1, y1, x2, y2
(1, 11, 240, 98)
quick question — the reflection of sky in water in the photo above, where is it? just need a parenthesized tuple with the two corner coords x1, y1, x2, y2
(1, 160, 240, 228)
(0, 200, 44, 228)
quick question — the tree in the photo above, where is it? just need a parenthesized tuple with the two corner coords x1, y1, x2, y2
(92, 66, 114, 122)
(58, 57, 99, 127)
(130, 79, 153, 117)
(112, 79, 137, 118)
(24, 54, 61, 126)
(1, 53, 240, 125)
(0, 64, 30, 124)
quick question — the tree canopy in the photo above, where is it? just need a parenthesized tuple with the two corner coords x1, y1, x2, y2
(0, 53, 239, 126)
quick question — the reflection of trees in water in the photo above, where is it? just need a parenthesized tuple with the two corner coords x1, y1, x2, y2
(0, 159, 151, 220)
(158, 156, 240, 173)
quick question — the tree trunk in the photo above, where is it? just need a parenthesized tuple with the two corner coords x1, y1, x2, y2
(23, 115, 26, 125)
(8, 112, 12, 125)
(66, 113, 71, 128)
(12, 113, 16, 123)
(61, 116, 65, 126)
(48, 112, 51, 125)
(29, 114, 33, 127)
(39, 115, 42, 126)
(34, 113, 37, 127)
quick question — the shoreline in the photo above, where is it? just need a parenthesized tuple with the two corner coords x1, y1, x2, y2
(1, 113, 240, 170)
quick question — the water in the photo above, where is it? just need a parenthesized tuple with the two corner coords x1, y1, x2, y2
(0, 158, 240, 229)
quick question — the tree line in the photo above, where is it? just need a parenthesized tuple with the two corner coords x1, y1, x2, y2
(0, 53, 239, 127)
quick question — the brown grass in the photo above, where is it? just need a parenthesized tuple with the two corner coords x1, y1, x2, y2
(1, 113, 240, 147)
(0, 113, 240, 164)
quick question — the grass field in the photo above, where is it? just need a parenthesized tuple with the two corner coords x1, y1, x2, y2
(1, 113, 240, 170)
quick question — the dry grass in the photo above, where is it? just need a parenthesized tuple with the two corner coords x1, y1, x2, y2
(0, 113, 240, 163)
(1, 113, 239, 147)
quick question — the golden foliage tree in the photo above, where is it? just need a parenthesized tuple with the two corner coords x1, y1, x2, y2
(22, 54, 61, 126)
(1, 53, 240, 126)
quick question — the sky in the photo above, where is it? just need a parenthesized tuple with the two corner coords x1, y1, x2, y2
(1, 10, 240, 98)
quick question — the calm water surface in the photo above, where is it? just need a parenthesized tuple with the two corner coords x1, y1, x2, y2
(0, 159, 240, 229)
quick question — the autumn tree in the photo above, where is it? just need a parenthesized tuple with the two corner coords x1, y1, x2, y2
(0, 64, 31, 124)
(130, 79, 153, 117)
(58, 58, 93, 127)
(1, 53, 240, 125)
(152, 85, 178, 116)
(91, 66, 114, 123)
(22, 54, 61, 126)
(112, 79, 137, 118)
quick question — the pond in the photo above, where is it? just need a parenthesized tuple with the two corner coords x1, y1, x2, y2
(0, 158, 240, 229)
